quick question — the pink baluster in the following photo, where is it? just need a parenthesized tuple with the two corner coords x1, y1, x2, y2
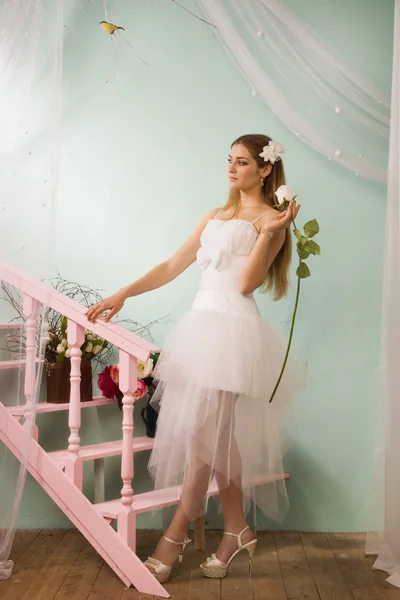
(65, 320, 85, 488)
(22, 294, 40, 441)
(117, 350, 137, 551)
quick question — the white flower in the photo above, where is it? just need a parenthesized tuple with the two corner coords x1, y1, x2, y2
(86, 333, 94, 341)
(61, 338, 68, 348)
(56, 344, 64, 354)
(65, 348, 71, 358)
(275, 184, 294, 205)
(92, 344, 102, 355)
(137, 358, 154, 379)
(259, 140, 285, 164)
(85, 342, 93, 354)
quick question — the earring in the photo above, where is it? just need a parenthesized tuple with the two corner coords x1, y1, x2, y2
(261, 177, 264, 187)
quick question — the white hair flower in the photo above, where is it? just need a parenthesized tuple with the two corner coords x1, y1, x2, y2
(259, 141, 285, 164)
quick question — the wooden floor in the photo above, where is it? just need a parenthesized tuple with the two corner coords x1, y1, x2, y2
(0, 529, 398, 600)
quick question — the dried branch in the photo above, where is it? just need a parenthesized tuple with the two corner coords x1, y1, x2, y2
(170, 0, 217, 27)
(0, 276, 170, 369)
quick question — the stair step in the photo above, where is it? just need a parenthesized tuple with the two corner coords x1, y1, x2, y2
(0, 323, 24, 330)
(94, 473, 290, 519)
(49, 436, 154, 461)
(0, 400, 168, 596)
(0, 359, 43, 370)
(8, 396, 116, 415)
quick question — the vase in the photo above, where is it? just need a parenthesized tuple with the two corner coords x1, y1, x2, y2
(46, 359, 93, 404)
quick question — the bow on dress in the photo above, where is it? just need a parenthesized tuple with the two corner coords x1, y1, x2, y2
(196, 247, 223, 270)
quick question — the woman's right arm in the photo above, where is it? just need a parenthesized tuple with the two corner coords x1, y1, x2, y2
(86, 207, 220, 323)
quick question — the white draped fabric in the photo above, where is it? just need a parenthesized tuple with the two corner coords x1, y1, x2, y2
(366, 0, 400, 588)
(0, 0, 62, 579)
(198, 0, 390, 183)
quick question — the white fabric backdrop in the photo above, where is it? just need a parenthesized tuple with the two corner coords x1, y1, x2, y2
(0, 0, 62, 579)
(198, 0, 390, 183)
(366, 0, 400, 588)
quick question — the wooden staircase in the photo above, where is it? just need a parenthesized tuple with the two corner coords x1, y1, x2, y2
(0, 259, 289, 597)
(0, 260, 170, 597)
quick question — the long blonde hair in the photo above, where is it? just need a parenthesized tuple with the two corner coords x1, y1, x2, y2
(223, 133, 292, 301)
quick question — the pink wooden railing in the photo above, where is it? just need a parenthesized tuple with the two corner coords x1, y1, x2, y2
(0, 259, 160, 550)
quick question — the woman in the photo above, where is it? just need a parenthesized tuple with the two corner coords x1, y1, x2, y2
(87, 133, 303, 582)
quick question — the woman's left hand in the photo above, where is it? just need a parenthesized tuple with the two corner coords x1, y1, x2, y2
(263, 200, 300, 234)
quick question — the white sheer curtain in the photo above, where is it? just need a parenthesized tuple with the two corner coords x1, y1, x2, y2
(198, 0, 390, 183)
(366, 0, 400, 587)
(0, 0, 63, 579)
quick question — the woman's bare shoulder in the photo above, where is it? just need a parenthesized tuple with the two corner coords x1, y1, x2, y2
(202, 207, 224, 222)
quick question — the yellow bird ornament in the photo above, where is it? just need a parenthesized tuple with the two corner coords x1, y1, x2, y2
(99, 21, 125, 35)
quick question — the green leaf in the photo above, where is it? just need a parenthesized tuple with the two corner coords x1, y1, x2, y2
(61, 316, 68, 334)
(280, 199, 290, 212)
(304, 240, 321, 256)
(56, 352, 65, 362)
(304, 219, 320, 238)
(296, 262, 311, 279)
(151, 352, 161, 367)
(297, 242, 310, 260)
(294, 229, 305, 243)
(294, 230, 308, 248)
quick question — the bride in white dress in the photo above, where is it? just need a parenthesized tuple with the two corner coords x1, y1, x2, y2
(87, 133, 304, 583)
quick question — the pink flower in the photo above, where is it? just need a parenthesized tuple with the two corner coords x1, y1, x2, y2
(98, 366, 120, 400)
(98, 364, 148, 401)
(110, 364, 119, 385)
(134, 379, 148, 399)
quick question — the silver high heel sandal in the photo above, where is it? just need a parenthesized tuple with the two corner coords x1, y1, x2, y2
(144, 535, 192, 583)
(200, 525, 257, 579)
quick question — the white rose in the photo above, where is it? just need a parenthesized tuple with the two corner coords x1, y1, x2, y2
(56, 344, 64, 354)
(86, 334, 94, 341)
(85, 342, 93, 353)
(92, 344, 102, 355)
(275, 185, 294, 205)
(61, 338, 68, 348)
(137, 358, 154, 379)
(65, 348, 71, 358)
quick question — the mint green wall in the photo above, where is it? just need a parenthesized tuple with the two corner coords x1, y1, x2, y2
(0, 0, 394, 532)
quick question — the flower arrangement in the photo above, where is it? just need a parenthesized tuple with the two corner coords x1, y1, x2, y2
(269, 184, 320, 403)
(98, 352, 160, 410)
(46, 315, 108, 363)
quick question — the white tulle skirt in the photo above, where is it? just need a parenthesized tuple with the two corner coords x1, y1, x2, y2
(148, 288, 308, 523)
